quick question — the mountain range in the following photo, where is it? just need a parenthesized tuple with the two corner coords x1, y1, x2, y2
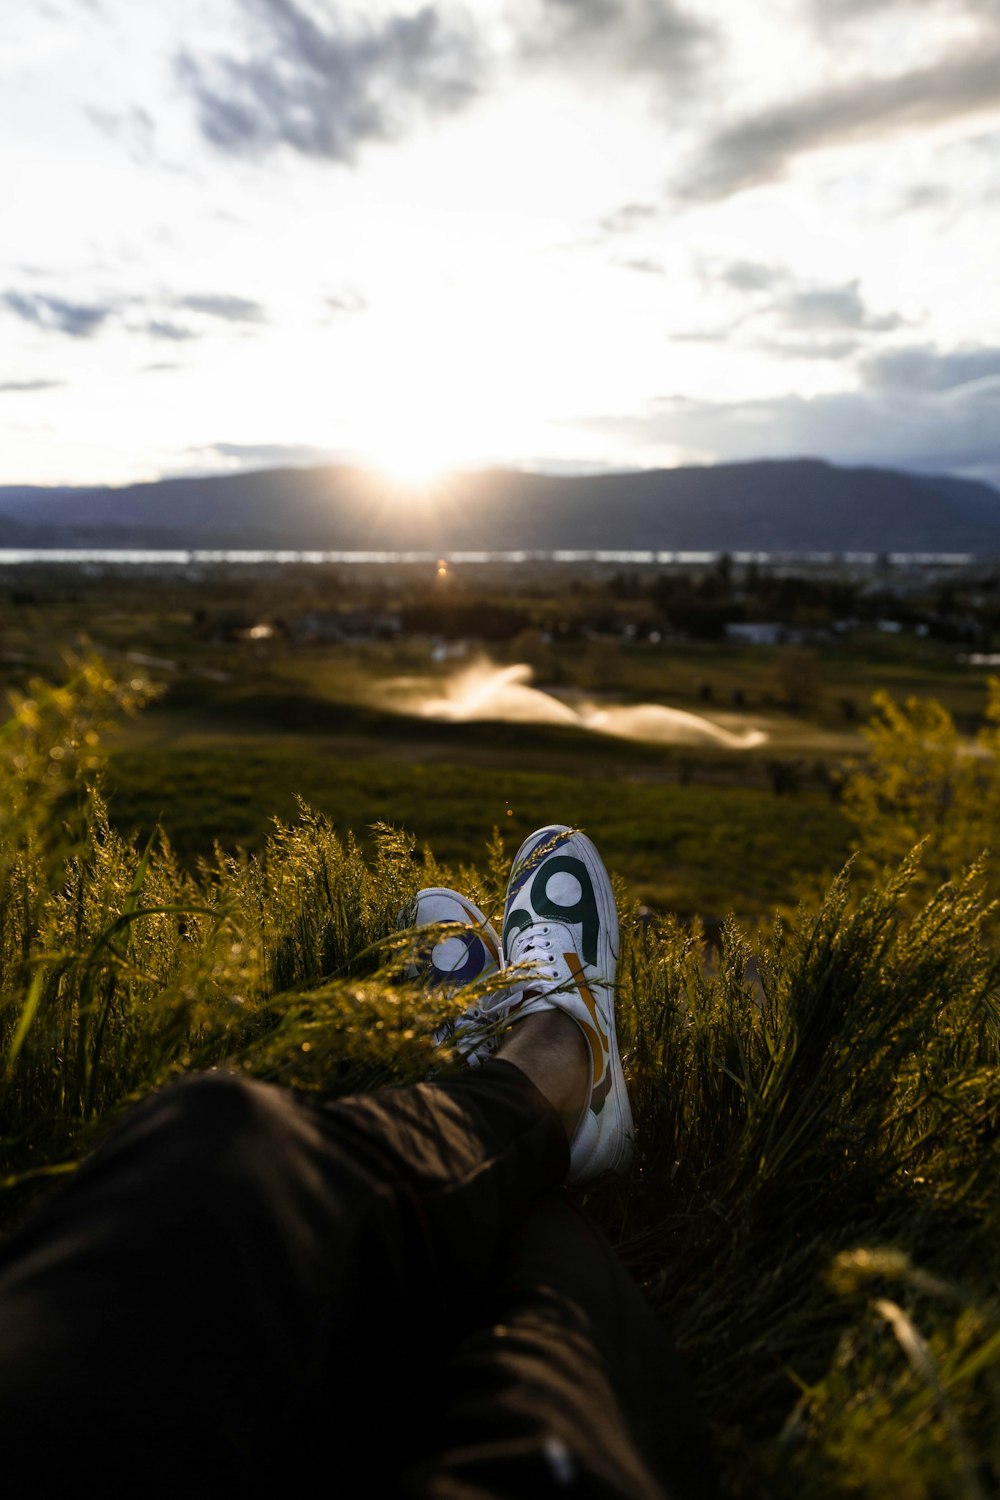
(2, 458, 1000, 556)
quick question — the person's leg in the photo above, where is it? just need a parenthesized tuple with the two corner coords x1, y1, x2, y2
(0, 1045, 569, 1495)
(395, 826, 718, 1500)
(0, 830, 714, 1497)
(401, 1192, 718, 1500)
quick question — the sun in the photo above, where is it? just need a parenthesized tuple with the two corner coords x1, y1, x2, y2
(341, 306, 516, 487)
(370, 434, 454, 488)
(360, 399, 473, 490)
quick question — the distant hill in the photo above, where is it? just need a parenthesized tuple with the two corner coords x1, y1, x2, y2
(2, 458, 999, 555)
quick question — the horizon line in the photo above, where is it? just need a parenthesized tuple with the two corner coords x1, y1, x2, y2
(2, 452, 995, 494)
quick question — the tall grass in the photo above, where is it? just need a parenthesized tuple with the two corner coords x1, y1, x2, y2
(617, 861, 999, 1495)
(1, 659, 997, 1497)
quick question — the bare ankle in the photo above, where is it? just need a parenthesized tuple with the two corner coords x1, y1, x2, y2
(496, 1011, 590, 1142)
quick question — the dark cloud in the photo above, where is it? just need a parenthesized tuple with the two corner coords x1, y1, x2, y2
(145, 319, 199, 341)
(2, 291, 114, 338)
(530, 0, 712, 81)
(716, 260, 787, 293)
(810, 0, 1000, 21)
(599, 202, 658, 235)
(701, 267, 903, 341)
(0, 378, 64, 393)
(324, 291, 367, 314)
(618, 257, 663, 275)
(670, 326, 738, 343)
(3, 287, 270, 341)
(775, 281, 904, 333)
(863, 343, 1000, 390)
(188, 441, 348, 470)
(542, 0, 620, 23)
(176, 0, 483, 162)
(896, 182, 955, 212)
(889, 126, 1000, 214)
(85, 105, 156, 160)
(678, 42, 1000, 199)
(758, 337, 861, 361)
(587, 377, 1000, 484)
(178, 293, 266, 323)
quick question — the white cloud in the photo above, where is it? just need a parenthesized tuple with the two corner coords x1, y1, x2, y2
(1, 0, 999, 489)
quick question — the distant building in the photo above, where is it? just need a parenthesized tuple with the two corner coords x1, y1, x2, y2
(724, 622, 786, 646)
(290, 609, 402, 644)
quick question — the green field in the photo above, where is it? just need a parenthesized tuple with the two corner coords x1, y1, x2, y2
(2, 560, 996, 922)
(105, 737, 852, 920)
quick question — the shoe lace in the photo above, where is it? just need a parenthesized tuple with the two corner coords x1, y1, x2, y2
(510, 923, 555, 963)
(508, 926, 570, 1004)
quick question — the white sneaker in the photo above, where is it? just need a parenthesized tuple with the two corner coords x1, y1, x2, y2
(398, 887, 509, 1062)
(502, 825, 634, 1185)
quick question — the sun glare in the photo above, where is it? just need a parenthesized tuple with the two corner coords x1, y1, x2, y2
(354, 381, 472, 489)
(370, 438, 455, 488)
(360, 404, 487, 491)
(344, 295, 518, 489)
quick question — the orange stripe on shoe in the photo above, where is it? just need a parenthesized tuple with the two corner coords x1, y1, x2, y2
(460, 902, 499, 963)
(564, 952, 608, 1039)
(564, 951, 609, 1086)
(577, 1016, 605, 1087)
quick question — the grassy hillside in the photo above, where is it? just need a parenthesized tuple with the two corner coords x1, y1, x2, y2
(104, 740, 852, 921)
(1, 657, 997, 1497)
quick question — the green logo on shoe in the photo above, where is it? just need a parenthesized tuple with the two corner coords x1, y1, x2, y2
(504, 855, 600, 968)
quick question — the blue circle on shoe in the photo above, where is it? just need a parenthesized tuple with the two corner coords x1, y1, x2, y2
(430, 932, 486, 987)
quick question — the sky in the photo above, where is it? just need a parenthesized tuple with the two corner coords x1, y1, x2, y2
(2, 0, 999, 489)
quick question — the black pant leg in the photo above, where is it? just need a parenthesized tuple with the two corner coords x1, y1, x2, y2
(401, 1194, 719, 1500)
(0, 1062, 566, 1495)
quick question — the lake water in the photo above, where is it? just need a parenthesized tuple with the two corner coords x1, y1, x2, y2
(0, 548, 978, 567)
